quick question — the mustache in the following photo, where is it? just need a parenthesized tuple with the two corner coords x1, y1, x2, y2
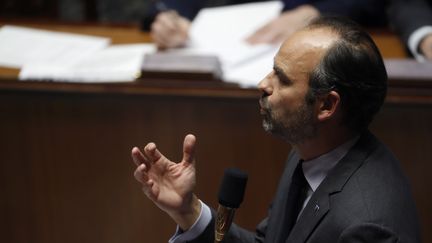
(259, 95, 269, 110)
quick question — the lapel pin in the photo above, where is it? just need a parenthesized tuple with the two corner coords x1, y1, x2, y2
(314, 204, 320, 213)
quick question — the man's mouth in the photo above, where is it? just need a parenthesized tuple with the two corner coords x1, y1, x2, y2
(259, 99, 267, 115)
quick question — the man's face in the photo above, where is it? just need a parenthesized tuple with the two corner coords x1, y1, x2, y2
(258, 28, 336, 144)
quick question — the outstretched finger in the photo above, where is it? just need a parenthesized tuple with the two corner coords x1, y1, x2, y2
(144, 142, 164, 163)
(134, 163, 149, 184)
(183, 134, 196, 164)
(131, 147, 152, 169)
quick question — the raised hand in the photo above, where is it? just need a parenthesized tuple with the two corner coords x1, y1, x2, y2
(132, 134, 201, 230)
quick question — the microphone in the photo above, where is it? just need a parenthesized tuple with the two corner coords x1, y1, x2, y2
(215, 168, 248, 243)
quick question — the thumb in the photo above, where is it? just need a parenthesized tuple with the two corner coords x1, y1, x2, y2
(182, 134, 196, 164)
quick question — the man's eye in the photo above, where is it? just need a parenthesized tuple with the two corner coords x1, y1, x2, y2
(273, 67, 291, 85)
(277, 74, 291, 85)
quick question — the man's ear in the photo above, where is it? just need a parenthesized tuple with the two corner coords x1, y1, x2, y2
(317, 91, 340, 122)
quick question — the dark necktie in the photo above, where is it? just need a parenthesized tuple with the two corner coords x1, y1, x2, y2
(277, 160, 309, 243)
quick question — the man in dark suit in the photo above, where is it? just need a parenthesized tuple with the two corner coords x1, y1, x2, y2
(131, 16, 420, 242)
(146, 0, 387, 49)
(388, 0, 432, 61)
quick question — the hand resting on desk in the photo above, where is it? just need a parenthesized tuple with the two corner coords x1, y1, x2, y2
(151, 11, 191, 49)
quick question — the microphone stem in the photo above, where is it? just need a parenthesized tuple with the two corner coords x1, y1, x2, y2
(215, 205, 236, 243)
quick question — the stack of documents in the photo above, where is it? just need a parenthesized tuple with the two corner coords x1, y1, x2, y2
(0, 25, 155, 82)
(19, 43, 156, 82)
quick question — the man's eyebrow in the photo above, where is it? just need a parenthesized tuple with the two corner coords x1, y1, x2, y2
(273, 65, 291, 84)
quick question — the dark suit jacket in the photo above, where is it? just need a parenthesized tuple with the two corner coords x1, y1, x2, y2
(188, 131, 421, 242)
(388, 0, 432, 48)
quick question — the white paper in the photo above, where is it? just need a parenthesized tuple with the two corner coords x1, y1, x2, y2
(223, 47, 279, 88)
(190, 1, 283, 47)
(187, 1, 282, 86)
(0, 25, 110, 68)
(19, 44, 156, 82)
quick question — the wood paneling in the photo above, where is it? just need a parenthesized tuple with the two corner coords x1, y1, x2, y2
(0, 88, 288, 243)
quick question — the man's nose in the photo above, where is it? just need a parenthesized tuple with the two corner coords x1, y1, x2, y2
(258, 73, 273, 96)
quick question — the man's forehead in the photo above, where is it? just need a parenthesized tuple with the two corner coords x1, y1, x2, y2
(274, 28, 338, 70)
(280, 27, 338, 55)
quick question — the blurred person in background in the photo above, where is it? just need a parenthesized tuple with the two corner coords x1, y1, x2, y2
(388, 0, 432, 61)
(5, 0, 430, 60)
(145, 0, 386, 49)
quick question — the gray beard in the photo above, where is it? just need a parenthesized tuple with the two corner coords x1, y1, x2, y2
(261, 102, 317, 144)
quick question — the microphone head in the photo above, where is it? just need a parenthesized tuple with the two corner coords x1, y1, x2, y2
(218, 168, 248, 208)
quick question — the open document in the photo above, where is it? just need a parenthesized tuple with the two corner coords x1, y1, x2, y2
(170, 1, 283, 87)
(0, 25, 155, 82)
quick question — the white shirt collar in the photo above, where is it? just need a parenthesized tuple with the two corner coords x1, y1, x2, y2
(302, 136, 360, 192)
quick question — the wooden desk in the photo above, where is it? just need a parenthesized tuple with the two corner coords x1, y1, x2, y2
(1, 22, 432, 243)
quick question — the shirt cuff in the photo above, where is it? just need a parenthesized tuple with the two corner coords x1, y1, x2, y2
(168, 200, 212, 243)
(408, 26, 432, 62)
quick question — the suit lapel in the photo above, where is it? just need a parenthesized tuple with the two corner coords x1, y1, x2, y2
(286, 131, 378, 243)
(264, 152, 300, 243)
(286, 190, 330, 243)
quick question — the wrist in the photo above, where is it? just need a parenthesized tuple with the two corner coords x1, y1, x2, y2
(169, 194, 201, 231)
(419, 34, 432, 59)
